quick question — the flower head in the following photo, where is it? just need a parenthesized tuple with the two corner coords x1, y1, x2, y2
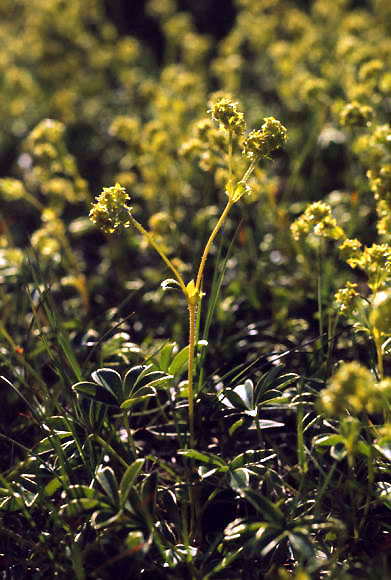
(319, 361, 378, 416)
(242, 117, 287, 160)
(348, 243, 391, 291)
(335, 282, 359, 314)
(291, 201, 344, 241)
(90, 183, 132, 234)
(338, 238, 362, 262)
(0, 178, 27, 201)
(208, 96, 246, 136)
(339, 101, 374, 127)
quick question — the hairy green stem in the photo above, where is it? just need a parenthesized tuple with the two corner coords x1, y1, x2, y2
(123, 411, 138, 459)
(373, 327, 384, 380)
(129, 214, 187, 294)
(94, 434, 128, 469)
(195, 199, 233, 292)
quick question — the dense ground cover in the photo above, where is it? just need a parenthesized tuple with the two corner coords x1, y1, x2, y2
(1, 0, 391, 577)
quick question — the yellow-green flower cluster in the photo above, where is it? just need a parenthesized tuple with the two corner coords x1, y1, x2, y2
(89, 183, 132, 234)
(334, 282, 359, 315)
(368, 166, 391, 205)
(347, 243, 391, 292)
(180, 116, 229, 172)
(291, 202, 344, 241)
(27, 118, 65, 146)
(376, 200, 391, 236)
(208, 96, 246, 136)
(242, 117, 288, 160)
(0, 0, 145, 139)
(369, 290, 391, 336)
(338, 238, 362, 262)
(180, 97, 287, 205)
(31, 209, 65, 258)
(109, 116, 141, 146)
(339, 101, 373, 128)
(21, 119, 88, 207)
(0, 243, 24, 281)
(319, 361, 388, 417)
(0, 178, 27, 201)
(375, 420, 391, 446)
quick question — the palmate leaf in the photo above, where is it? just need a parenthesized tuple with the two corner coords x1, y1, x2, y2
(91, 368, 123, 402)
(241, 489, 285, 525)
(120, 393, 155, 410)
(155, 342, 176, 373)
(229, 468, 250, 490)
(178, 449, 227, 468)
(220, 367, 296, 414)
(123, 365, 172, 396)
(255, 365, 299, 402)
(60, 498, 104, 518)
(287, 530, 314, 560)
(34, 431, 73, 454)
(229, 449, 275, 470)
(72, 364, 172, 409)
(120, 459, 145, 507)
(220, 379, 255, 411)
(72, 381, 118, 406)
(95, 465, 120, 508)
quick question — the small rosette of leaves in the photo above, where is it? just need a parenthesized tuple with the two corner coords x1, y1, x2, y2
(72, 365, 172, 409)
(218, 365, 298, 435)
(178, 448, 274, 491)
(60, 460, 149, 531)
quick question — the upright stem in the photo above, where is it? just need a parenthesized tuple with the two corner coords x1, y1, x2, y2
(129, 214, 187, 295)
(187, 300, 198, 540)
(123, 411, 138, 459)
(187, 302, 196, 449)
(373, 327, 384, 380)
(195, 199, 233, 292)
(317, 240, 324, 354)
(228, 129, 233, 184)
(188, 195, 235, 542)
(94, 434, 128, 469)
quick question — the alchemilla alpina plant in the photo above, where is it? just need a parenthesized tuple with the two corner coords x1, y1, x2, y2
(90, 96, 287, 538)
(3, 2, 391, 577)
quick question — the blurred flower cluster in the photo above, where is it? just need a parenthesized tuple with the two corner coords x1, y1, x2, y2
(0, 0, 390, 342)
